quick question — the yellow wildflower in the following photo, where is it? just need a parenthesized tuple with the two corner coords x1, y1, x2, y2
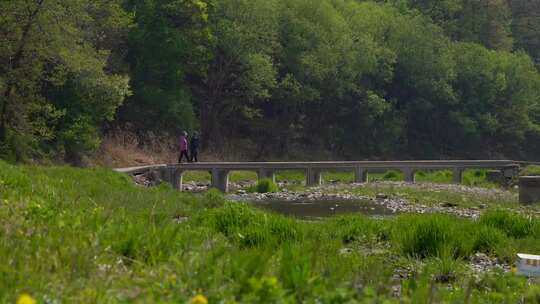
(265, 276, 278, 287)
(16, 294, 36, 304)
(190, 294, 208, 304)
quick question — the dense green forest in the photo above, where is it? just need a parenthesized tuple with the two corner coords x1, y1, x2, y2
(2, 0, 540, 163)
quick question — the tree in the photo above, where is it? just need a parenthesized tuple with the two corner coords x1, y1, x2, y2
(510, 0, 540, 66)
(119, 0, 212, 135)
(192, 0, 280, 147)
(451, 43, 540, 156)
(0, 0, 131, 161)
(384, 0, 514, 51)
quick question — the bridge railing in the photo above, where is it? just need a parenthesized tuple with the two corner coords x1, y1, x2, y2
(115, 160, 520, 192)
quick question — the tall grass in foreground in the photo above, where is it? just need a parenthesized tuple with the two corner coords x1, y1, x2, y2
(1, 160, 539, 302)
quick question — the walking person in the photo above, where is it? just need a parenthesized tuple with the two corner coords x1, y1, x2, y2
(178, 131, 189, 163)
(190, 131, 200, 162)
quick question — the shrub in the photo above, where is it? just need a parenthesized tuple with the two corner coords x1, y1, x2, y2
(250, 178, 278, 193)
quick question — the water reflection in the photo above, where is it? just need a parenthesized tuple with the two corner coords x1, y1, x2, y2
(250, 199, 396, 218)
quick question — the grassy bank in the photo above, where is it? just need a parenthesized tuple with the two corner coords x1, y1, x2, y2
(1, 161, 540, 302)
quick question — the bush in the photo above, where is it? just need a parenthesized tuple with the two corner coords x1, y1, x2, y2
(250, 178, 278, 193)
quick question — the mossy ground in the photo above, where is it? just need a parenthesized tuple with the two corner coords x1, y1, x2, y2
(1, 161, 540, 303)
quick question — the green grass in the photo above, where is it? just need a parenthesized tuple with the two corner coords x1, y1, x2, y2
(275, 170, 305, 183)
(1, 160, 540, 302)
(182, 170, 211, 183)
(462, 169, 500, 188)
(415, 170, 453, 183)
(247, 178, 279, 193)
(342, 182, 519, 209)
(322, 170, 354, 183)
(229, 171, 259, 182)
(522, 165, 540, 176)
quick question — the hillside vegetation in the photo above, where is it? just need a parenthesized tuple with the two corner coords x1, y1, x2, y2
(2, 0, 540, 163)
(2, 162, 540, 302)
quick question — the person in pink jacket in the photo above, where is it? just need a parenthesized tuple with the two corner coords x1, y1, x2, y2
(178, 131, 189, 163)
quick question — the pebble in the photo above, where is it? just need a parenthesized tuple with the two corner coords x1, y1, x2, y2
(469, 252, 511, 274)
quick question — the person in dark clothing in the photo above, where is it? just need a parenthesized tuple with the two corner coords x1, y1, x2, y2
(178, 131, 189, 163)
(190, 132, 200, 162)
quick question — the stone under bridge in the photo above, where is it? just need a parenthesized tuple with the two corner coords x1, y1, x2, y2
(115, 160, 521, 192)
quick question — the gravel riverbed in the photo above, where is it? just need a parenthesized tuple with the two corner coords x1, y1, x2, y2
(226, 181, 524, 219)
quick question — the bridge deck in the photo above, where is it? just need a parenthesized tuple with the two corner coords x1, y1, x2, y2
(164, 160, 517, 170)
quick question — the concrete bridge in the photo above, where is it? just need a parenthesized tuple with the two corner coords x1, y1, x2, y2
(116, 160, 520, 192)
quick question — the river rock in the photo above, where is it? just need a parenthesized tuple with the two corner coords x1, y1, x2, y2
(376, 193, 388, 199)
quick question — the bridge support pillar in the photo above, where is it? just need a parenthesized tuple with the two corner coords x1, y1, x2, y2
(159, 167, 182, 191)
(163, 167, 183, 190)
(211, 169, 229, 192)
(306, 168, 322, 187)
(173, 169, 184, 190)
(519, 176, 540, 204)
(503, 165, 519, 180)
(257, 168, 276, 183)
(453, 168, 463, 184)
(354, 168, 368, 183)
(403, 168, 415, 183)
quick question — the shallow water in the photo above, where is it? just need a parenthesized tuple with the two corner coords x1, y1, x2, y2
(250, 199, 396, 218)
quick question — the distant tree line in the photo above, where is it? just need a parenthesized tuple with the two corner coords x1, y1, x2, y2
(1, 0, 540, 162)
